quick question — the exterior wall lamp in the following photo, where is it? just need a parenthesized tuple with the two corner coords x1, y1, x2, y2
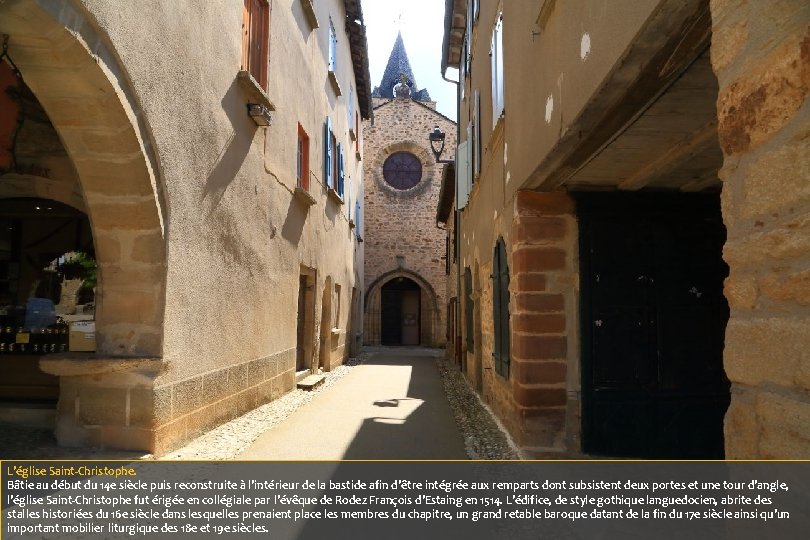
(429, 125, 453, 163)
(247, 103, 272, 126)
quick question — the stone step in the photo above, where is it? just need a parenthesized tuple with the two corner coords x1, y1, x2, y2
(297, 374, 326, 391)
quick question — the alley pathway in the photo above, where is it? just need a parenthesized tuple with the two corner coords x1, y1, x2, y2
(238, 348, 468, 460)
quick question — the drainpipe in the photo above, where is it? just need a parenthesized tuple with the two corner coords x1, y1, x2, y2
(441, 65, 462, 365)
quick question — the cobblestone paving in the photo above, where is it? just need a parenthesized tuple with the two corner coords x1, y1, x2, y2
(434, 355, 521, 460)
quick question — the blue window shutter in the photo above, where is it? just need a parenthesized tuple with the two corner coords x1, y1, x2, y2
(355, 200, 361, 236)
(323, 119, 330, 188)
(324, 117, 333, 188)
(337, 143, 344, 197)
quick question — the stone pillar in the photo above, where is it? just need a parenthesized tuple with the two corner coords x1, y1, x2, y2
(509, 191, 577, 454)
(711, 0, 810, 457)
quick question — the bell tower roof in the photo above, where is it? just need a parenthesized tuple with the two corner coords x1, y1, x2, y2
(372, 32, 431, 101)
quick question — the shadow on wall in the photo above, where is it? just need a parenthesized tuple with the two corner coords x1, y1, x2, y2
(202, 78, 258, 213)
(281, 196, 309, 245)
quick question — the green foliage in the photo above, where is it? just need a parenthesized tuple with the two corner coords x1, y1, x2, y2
(60, 252, 97, 289)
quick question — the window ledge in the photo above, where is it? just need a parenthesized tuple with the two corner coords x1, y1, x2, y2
(294, 186, 316, 206)
(331, 327, 343, 336)
(40, 353, 165, 377)
(300, 0, 320, 29)
(328, 71, 342, 96)
(236, 71, 276, 110)
(349, 128, 357, 142)
(327, 187, 344, 204)
(349, 218, 356, 229)
(355, 150, 362, 161)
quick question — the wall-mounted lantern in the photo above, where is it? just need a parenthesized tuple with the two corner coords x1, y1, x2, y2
(428, 125, 453, 163)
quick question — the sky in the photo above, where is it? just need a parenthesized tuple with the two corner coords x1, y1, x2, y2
(361, 0, 457, 120)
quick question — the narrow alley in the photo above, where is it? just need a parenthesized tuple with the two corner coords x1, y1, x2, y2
(240, 348, 467, 460)
(0, 0, 808, 462)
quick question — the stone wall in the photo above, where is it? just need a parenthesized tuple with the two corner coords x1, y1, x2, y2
(476, 192, 579, 455)
(50, 349, 294, 454)
(362, 97, 456, 346)
(711, 0, 810, 458)
(509, 192, 578, 454)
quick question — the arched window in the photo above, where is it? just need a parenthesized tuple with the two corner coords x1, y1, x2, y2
(464, 267, 474, 353)
(492, 238, 510, 378)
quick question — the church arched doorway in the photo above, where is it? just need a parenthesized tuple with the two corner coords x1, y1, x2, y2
(380, 277, 421, 346)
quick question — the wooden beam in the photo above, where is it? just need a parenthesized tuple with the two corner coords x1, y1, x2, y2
(680, 168, 722, 192)
(526, 0, 711, 191)
(618, 121, 718, 190)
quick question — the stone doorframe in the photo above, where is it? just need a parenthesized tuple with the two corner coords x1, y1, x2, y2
(364, 269, 440, 346)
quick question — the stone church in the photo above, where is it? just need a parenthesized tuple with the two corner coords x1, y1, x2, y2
(363, 33, 456, 347)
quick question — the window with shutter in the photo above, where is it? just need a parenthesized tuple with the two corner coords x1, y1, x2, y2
(355, 111, 360, 153)
(355, 200, 362, 239)
(241, 0, 269, 89)
(492, 238, 510, 378)
(456, 141, 470, 209)
(330, 131, 337, 190)
(459, 38, 467, 101)
(465, 267, 474, 353)
(297, 123, 309, 190)
(491, 12, 505, 126)
(337, 143, 344, 198)
(472, 90, 482, 180)
(323, 117, 333, 189)
(328, 18, 337, 72)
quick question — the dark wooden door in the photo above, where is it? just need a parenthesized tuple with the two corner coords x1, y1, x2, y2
(578, 193, 730, 458)
(380, 288, 403, 345)
(401, 290, 420, 346)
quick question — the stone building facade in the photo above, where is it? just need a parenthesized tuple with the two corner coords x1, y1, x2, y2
(363, 33, 456, 347)
(441, 0, 810, 458)
(0, 0, 371, 454)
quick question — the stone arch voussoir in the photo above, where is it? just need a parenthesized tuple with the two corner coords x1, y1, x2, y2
(364, 269, 440, 346)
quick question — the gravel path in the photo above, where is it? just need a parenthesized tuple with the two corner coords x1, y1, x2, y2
(434, 355, 521, 460)
(1, 349, 520, 461)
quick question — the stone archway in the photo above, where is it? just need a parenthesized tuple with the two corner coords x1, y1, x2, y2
(1, 0, 167, 357)
(364, 269, 440, 346)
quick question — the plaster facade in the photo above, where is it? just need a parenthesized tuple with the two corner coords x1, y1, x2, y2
(0, 0, 371, 454)
(442, 0, 810, 458)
